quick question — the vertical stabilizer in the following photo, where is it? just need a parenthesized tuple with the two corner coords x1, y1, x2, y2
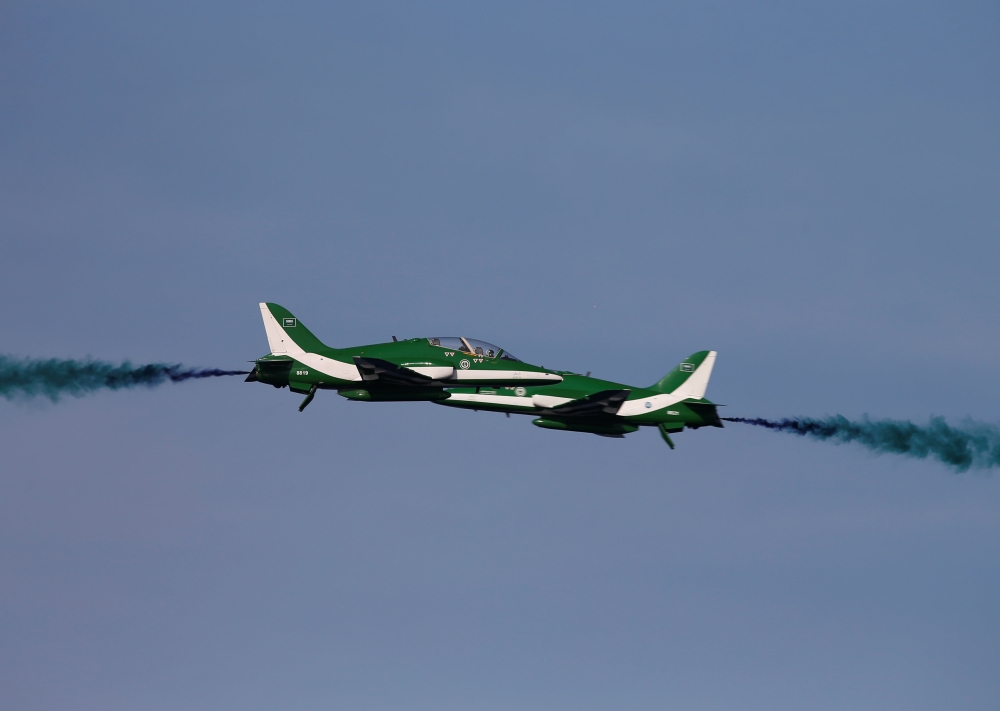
(650, 351, 717, 399)
(259, 303, 328, 355)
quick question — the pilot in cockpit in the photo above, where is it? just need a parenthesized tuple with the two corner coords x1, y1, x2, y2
(428, 337, 518, 361)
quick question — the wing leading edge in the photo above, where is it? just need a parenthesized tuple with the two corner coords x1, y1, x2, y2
(353, 357, 437, 387)
(534, 389, 631, 418)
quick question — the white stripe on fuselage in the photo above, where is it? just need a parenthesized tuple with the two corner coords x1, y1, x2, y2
(615, 393, 686, 417)
(295, 353, 362, 382)
(408, 366, 455, 380)
(285, 358, 565, 387)
(449, 391, 689, 417)
(450, 370, 562, 383)
(447, 393, 536, 408)
(533, 392, 686, 417)
(531, 394, 573, 408)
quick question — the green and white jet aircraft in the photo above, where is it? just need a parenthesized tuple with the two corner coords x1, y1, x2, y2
(245, 303, 564, 410)
(437, 351, 723, 447)
(245, 303, 722, 446)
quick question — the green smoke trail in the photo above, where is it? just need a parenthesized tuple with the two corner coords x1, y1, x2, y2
(722, 415, 1000, 472)
(0, 355, 249, 402)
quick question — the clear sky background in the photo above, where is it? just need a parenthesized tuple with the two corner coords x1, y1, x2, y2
(2, 2, 998, 709)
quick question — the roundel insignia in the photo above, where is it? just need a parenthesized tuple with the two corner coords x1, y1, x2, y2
(645, 401, 652, 409)
(515, 387, 526, 397)
(460, 359, 471, 370)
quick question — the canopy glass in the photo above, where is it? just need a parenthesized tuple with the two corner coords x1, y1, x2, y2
(427, 337, 521, 361)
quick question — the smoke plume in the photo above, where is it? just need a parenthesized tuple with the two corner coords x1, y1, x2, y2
(0, 355, 249, 402)
(722, 415, 1000, 472)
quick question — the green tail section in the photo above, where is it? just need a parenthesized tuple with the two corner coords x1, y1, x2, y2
(650, 350, 716, 397)
(260, 302, 330, 354)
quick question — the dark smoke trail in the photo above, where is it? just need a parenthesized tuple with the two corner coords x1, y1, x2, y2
(0, 355, 249, 402)
(722, 415, 1000, 472)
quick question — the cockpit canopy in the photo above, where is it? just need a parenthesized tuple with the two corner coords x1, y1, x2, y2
(427, 337, 521, 361)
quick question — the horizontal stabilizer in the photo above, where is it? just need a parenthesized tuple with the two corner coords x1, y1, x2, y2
(685, 401, 724, 428)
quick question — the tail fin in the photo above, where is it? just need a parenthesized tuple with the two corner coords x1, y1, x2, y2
(259, 303, 328, 355)
(650, 350, 717, 399)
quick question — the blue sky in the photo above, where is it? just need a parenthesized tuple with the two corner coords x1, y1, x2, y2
(2, 3, 999, 709)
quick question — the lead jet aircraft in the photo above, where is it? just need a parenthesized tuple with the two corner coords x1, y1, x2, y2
(245, 303, 563, 410)
(436, 351, 723, 447)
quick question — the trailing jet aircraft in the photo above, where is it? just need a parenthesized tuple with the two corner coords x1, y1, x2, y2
(245, 303, 563, 410)
(437, 351, 722, 447)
